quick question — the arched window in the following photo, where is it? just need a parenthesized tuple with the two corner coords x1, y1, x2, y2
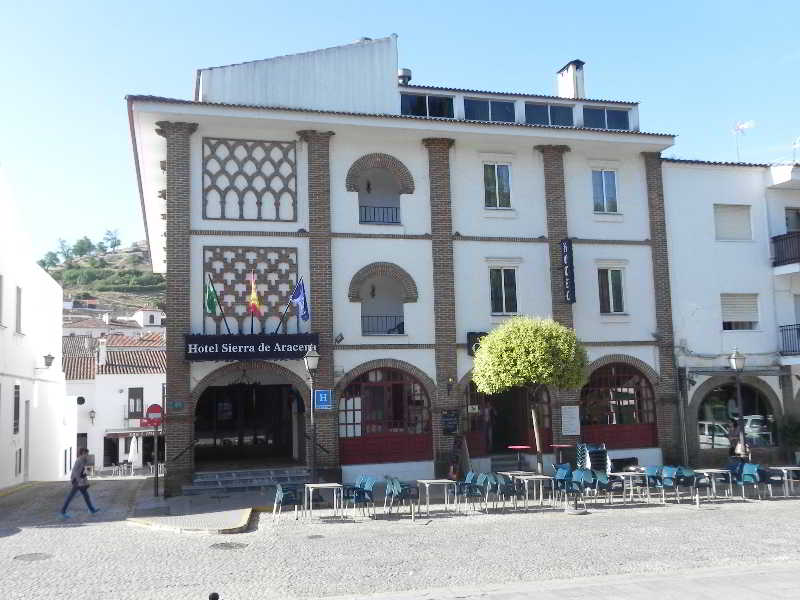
(339, 368, 430, 438)
(358, 168, 401, 224)
(696, 382, 776, 448)
(580, 363, 655, 426)
(149, 314, 155, 324)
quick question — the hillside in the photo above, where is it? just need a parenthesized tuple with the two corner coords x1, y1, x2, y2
(48, 243, 165, 313)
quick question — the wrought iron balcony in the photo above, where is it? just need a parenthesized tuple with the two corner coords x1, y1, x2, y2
(362, 315, 404, 335)
(359, 205, 400, 224)
(779, 324, 800, 354)
(772, 232, 800, 266)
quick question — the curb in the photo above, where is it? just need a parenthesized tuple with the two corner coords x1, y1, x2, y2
(0, 482, 38, 498)
(126, 507, 254, 534)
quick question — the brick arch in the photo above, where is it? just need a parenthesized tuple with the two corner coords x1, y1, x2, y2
(345, 153, 415, 194)
(347, 262, 419, 302)
(190, 360, 310, 406)
(335, 358, 436, 402)
(586, 354, 660, 387)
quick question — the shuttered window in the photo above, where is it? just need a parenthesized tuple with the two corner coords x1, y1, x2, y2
(714, 205, 751, 240)
(721, 293, 758, 330)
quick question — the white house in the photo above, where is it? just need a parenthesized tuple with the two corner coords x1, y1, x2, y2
(64, 333, 165, 469)
(0, 169, 74, 490)
(128, 35, 798, 494)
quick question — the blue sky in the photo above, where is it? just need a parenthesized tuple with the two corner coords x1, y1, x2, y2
(1, 1, 798, 259)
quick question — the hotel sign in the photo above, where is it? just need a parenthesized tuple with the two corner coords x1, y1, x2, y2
(560, 238, 576, 304)
(185, 333, 319, 361)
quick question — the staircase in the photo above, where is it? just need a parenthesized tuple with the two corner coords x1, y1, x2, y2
(490, 454, 520, 473)
(182, 466, 311, 496)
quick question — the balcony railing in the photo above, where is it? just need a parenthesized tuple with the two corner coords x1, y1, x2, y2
(362, 315, 404, 335)
(772, 232, 800, 266)
(359, 206, 400, 224)
(779, 324, 800, 354)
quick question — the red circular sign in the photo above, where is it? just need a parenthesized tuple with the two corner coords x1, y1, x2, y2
(141, 404, 162, 427)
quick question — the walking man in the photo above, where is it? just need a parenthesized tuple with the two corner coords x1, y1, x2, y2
(60, 447, 99, 518)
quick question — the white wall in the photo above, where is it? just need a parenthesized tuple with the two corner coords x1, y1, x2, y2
(0, 168, 70, 489)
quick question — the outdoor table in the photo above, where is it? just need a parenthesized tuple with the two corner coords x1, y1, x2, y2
(550, 444, 573, 465)
(770, 466, 800, 497)
(416, 479, 457, 516)
(304, 483, 344, 520)
(609, 471, 650, 503)
(507, 445, 531, 471)
(497, 471, 536, 509)
(515, 474, 553, 509)
(695, 468, 734, 499)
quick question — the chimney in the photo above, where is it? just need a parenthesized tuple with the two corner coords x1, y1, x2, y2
(398, 68, 412, 86)
(556, 59, 585, 99)
(98, 338, 107, 367)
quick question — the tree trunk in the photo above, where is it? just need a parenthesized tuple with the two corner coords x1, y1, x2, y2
(530, 385, 544, 474)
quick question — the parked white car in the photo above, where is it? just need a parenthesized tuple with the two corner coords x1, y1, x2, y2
(698, 421, 730, 449)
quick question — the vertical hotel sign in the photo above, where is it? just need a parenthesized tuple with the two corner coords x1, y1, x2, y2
(560, 238, 576, 304)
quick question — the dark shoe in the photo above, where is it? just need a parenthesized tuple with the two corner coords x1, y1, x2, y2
(89, 508, 101, 515)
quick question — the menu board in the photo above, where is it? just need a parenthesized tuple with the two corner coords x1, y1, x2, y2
(441, 410, 460, 435)
(561, 405, 580, 436)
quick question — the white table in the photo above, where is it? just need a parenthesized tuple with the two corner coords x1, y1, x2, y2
(516, 474, 553, 509)
(304, 483, 344, 520)
(416, 479, 457, 516)
(609, 472, 650, 503)
(695, 468, 734, 499)
(770, 466, 800, 497)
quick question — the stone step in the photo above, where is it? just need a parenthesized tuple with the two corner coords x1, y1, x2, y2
(184, 467, 311, 496)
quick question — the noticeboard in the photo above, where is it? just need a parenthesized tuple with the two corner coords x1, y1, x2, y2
(561, 405, 580, 436)
(441, 410, 460, 435)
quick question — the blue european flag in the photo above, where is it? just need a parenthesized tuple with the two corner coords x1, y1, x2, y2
(290, 278, 310, 321)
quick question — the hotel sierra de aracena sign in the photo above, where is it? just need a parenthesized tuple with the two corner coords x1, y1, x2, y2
(184, 333, 319, 362)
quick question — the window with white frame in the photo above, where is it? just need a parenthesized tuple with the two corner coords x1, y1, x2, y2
(598, 268, 625, 314)
(484, 164, 511, 208)
(721, 293, 758, 330)
(489, 267, 518, 314)
(525, 102, 574, 126)
(786, 208, 800, 233)
(592, 170, 618, 213)
(15, 286, 21, 333)
(128, 387, 143, 418)
(714, 204, 751, 240)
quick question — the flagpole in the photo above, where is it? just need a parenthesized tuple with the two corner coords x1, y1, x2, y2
(250, 270, 255, 335)
(207, 273, 232, 335)
(274, 276, 302, 335)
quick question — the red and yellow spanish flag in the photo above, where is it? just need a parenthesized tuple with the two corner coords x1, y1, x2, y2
(247, 271, 262, 317)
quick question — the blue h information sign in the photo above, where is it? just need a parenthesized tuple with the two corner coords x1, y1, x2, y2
(314, 389, 333, 410)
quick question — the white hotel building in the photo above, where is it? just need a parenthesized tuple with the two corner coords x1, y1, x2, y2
(127, 36, 800, 495)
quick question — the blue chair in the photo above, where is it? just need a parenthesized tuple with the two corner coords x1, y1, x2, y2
(552, 464, 572, 504)
(645, 466, 664, 502)
(343, 475, 367, 504)
(455, 473, 485, 513)
(347, 476, 377, 517)
(736, 463, 764, 500)
(492, 472, 520, 510)
(677, 467, 711, 503)
(592, 470, 623, 504)
(758, 466, 784, 498)
(384, 477, 419, 517)
(273, 484, 301, 520)
(660, 466, 682, 503)
(564, 468, 591, 510)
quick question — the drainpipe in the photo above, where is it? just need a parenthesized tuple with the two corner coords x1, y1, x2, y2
(676, 361, 690, 466)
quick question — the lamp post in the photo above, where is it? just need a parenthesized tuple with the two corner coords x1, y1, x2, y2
(303, 348, 320, 484)
(729, 348, 747, 459)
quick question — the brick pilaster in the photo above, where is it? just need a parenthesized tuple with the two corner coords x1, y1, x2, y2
(422, 138, 458, 475)
(534, 144, 579, 449)
(156, 121, 198, 496)
(643, 152, 679, 462)
(297, 130, 339, 475)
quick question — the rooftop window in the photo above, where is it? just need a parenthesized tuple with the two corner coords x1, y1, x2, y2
(525, 103, 574, 127)
(400, 94, 454, 118)
(583, 107, 630, 130)
(464, 98, 515, 123)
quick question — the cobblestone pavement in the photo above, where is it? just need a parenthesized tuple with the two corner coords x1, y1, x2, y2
(2, 482, 800, 599)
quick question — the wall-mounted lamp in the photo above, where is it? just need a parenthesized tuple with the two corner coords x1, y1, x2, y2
(365, 180, 372, 194)
(89, 409, 96, 425)
(334, 333, 344, 345)
(447, 376, 455, 395)
(35, 353, 55, 370)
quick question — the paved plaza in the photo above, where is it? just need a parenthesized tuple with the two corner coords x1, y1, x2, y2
(2, 479, 800, 599)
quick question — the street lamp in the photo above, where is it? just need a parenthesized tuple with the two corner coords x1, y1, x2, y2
(303, 348, 320, 484)
(729, 348, 748, 459)
(89, 409, 96, 425)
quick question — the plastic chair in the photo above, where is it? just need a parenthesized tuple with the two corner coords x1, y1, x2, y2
(564, 468, 591, 510)
(454, 473, 485, 513)
(384, 477, 418, 517)
(273, 484, 301, 520)
(592, 470, 623, 504)
(552, 464, 572, 504)
(660, 466, 681, 503)
(491, 473, 519, 511)
(737, 463, 763, 500)
(758, 467, 784, 498)
(677, 467, 711, 503)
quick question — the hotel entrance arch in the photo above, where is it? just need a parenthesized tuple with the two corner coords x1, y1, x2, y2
(191, 361, 310, 470)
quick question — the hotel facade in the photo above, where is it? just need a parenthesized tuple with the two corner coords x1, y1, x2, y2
(128, 36, 800, 495)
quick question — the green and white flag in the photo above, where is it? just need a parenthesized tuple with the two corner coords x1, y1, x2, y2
(205, 280, 218, 315)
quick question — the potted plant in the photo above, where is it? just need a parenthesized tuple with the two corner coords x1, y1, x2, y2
(779, 416, 800, 465)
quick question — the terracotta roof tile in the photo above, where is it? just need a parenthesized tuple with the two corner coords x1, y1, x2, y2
(401, 83, 638, 106)
(63, 356, 97, 380)
(63, 318, 140, 329)
(62, 335, 97, 356)
(663, 157, 769, 168)
(106, 333, 165, 348)
(97, 350, 166, 375)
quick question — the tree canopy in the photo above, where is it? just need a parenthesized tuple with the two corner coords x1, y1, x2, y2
(472, 316, 587, 395)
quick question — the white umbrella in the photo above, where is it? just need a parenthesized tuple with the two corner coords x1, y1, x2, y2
(127, 436, 139, 474)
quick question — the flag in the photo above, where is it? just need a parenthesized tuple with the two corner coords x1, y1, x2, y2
(247, 271, 262, 317)
(733, 120, 755, 134)
(205, 280, 218, 315)
(290, 279, 310, 321)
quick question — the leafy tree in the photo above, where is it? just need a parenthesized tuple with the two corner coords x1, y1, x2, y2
(473, 316, 588, 471)
(39, 251, 60, 270)
(72, 236, 95, 257)
(37, 258, 46, 269)
(58, 238, 73, 262)
(103, 229, 121, 252)
(96, 241, 107, 254)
